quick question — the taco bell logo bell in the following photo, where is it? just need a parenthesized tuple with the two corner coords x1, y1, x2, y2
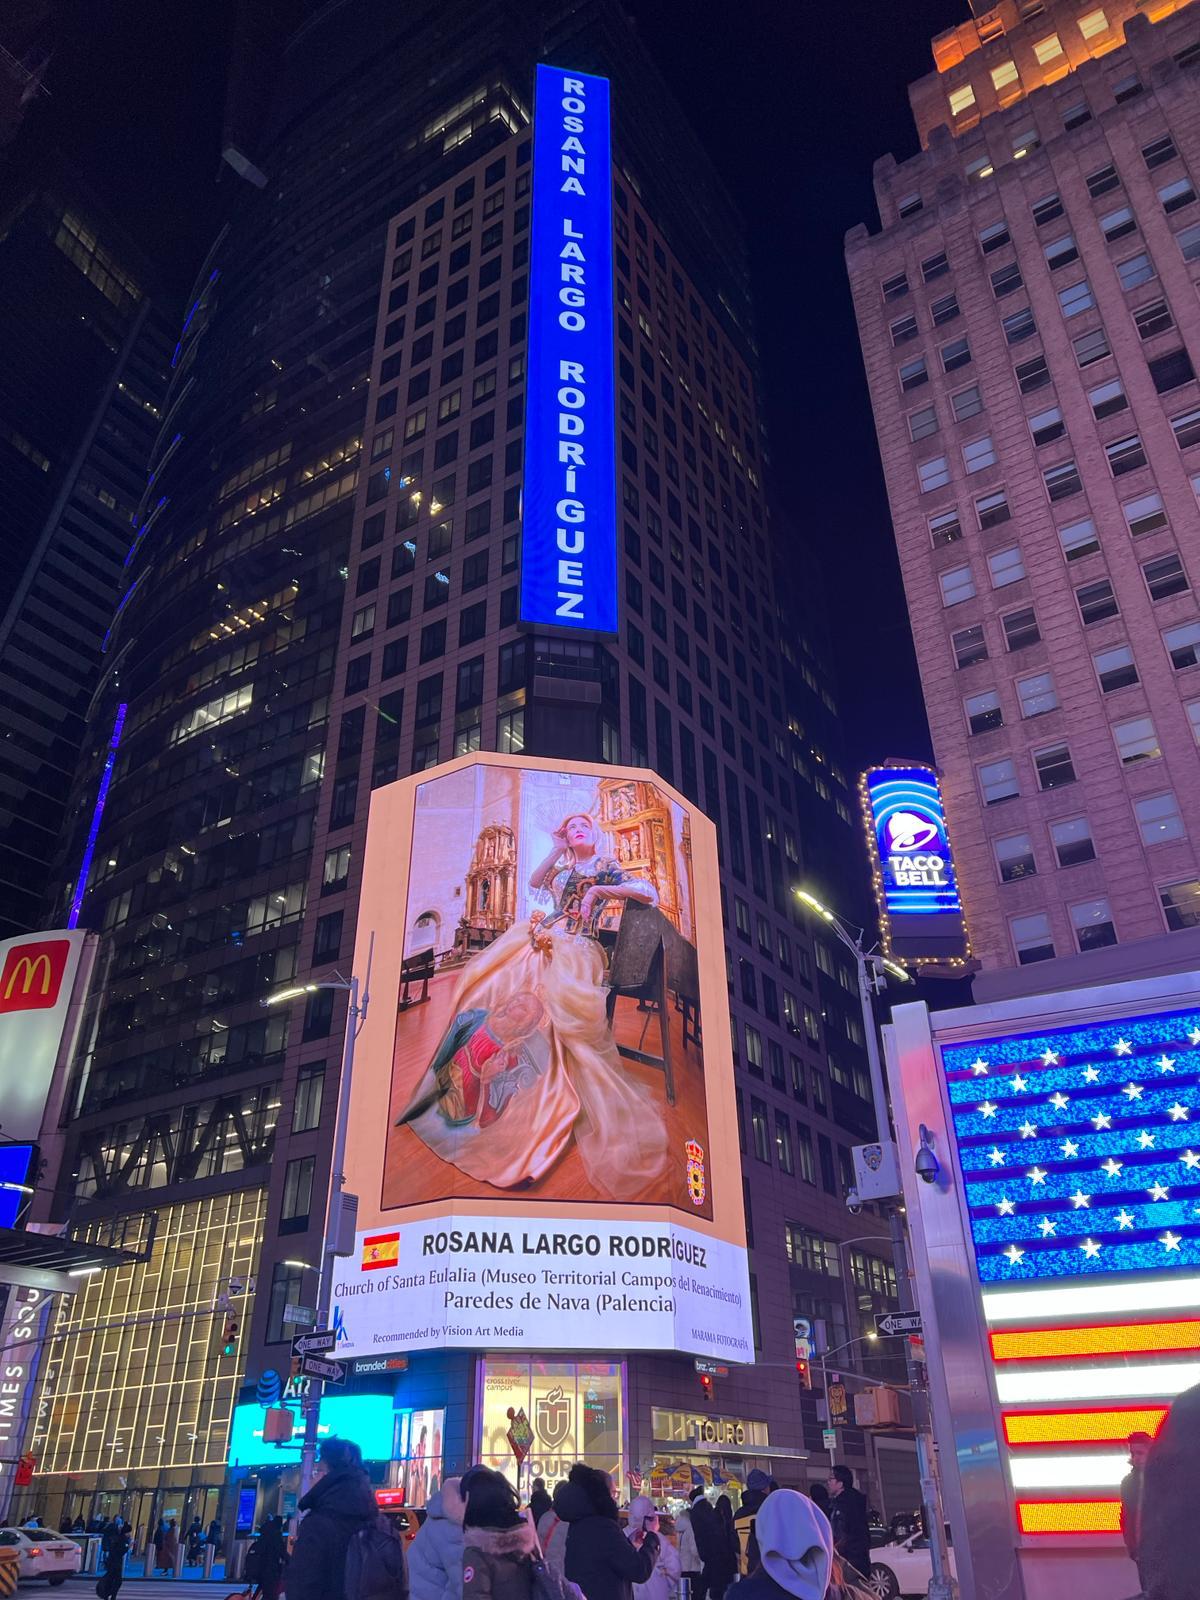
(883, 810, 940, 856)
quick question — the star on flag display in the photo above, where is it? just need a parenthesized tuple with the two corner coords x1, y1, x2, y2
(941, 1004, 1200, 1537)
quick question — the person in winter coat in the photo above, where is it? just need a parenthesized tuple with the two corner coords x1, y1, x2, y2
(98, 1517, 131, 1600)
(553, 1463, 657, 1600)
(528, 1480, 553, 1524)
(289, 1437, 379, 1600)
(625, 1496, 681, 1600)
(1138, 1382, 1200, 1600)
(409, 1476, 466, 1600)
(1120, 1431, 1152, 1589)
(705, 1498, 738, 1600)
(462, 1466, 538, 1600)
(160, 1521, 180, 1576)
(725, 1490, 869, 1600)
(675, 1488, 706, 1600)
(825, 1468, 870, 1586)
(733, 1473, 775, 1577)
(249, 1516, 288, 1600)
(536, 1505, 568, 1580)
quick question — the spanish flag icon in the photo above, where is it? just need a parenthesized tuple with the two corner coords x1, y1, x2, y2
(361, 1232, 400, 1270)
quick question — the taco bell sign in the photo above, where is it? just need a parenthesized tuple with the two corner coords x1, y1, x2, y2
(520, 64, 618, 635)
(861, 765, 968, 966)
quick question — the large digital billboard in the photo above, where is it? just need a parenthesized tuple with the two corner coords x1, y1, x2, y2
(338, 754, 751, 1361)
(519, 63, 617, 634)
(860, 764, 968, 967)
(886, 975, 1200, 1600)
(0, 930, 88, 1141)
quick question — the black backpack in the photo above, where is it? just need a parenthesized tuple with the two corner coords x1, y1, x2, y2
(345, 1516, 408, 1600)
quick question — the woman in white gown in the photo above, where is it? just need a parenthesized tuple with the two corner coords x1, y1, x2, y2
(397, 813, 669, 1199)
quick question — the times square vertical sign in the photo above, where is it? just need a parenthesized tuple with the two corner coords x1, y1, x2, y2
(520, 64, 618, 635)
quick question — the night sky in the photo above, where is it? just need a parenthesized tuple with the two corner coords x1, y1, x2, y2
(19, 0, 967, 769)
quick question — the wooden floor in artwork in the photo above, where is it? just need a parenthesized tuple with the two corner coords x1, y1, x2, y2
(381, 967, 713, 1215)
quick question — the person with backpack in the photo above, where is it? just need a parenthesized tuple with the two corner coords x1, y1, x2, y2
(288, 1438, 380, 1600)
(245, 1516, 287, 1600)
(552, 1464, 657, 1600)
(409, 1476, 465, 1600)
(461, 1467, 538, 1600)
(705, 1498, 739, 1600)
(733, 1473, 774, 1578)
(528, 1481, 552, 1525)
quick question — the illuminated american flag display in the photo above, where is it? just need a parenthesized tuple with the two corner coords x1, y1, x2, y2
(943, 1004, 1200, 1537)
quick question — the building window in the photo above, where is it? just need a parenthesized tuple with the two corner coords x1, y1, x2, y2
(1017, 670, 1057, 717)
(1012, 912, 1055, 964)
(1177, 223, 1200, 263)
(497, 708, 525, 753)
(1059, 516, 1100, 560)
(1124, 492, 1168, 537)
(1161, 880, 1200, 930)
(1076, 579, 1119, 624)
(1136, 791, 1185, 844)
(995, 833, 1037, 882)
(1086, 167, 1120, 202)
(1171, 407, 1200, 450)
(1052, 815, 1096, 867)
(1044, 460, 1082, 501)
(930, 510, 963, 547)
(1113, 715, 1161, 764)
(1058, 280, 1094, 317)
(899, 356, 928, 391)
(891, 313, 919, 346)
(1144, 134, 1179, 169)
(980, 757, 1019, 804)
(292, 1063, 325, 1133)
(976, 489, 1011, 528)
(989, 546, 1026, 587)
(1044, 234, 1079, 270)
(882, 271, 909, 300)
(1062, 99, 1092, 132)
(1029, 405, 1065, 445)
(939, 565, 976, 606)
(918, 455, 951, 492)
(1035, 744, 1075, 789)
(1143, 553, 1188, 602)
(1134, 299, 1173, 339)
(1003, 606, 1040, 651)
(280, 1155, 315, 1231)
(922, 251, 950, 281)
(909, 404, 939, 442)
(952, 385, 983, 422)
(1034, 33, 1063, 63)
(932, 292, 960, 325)
(949, 83, 977, 116)
(1100, 207, 1137, 243)
(784, 1226, 841, 1274)
(964, 435, 997, 473)
(1160, 177, 1197, 213)
(991, 261, 1024, 297)
(322, 845, 350, 894)
(1164, 620, 1200, 670)
(953, 623, 988, 668)
(1117, 253, 1156, 292)
(1088, 378, 1127, 419)
(751, 1097, 771, 1164)
(1032, 193, 1064, 227)
(980, 220, 1011, 254)
(267, 1263, 308, 1342)
(775, 1113, 795, 1176)
(941, 337, 971, 372)
(1094, 644, 1138, 692)
(1005, 308, 1038, 346)
(898, 192, 924, 219)
(991, 59, 1019, 91)
(1150, 349, 1197, 394)
(1071, 898, 1117, 951)
(966, 690, 1003, 734)
(1073, 327, 1110, 366)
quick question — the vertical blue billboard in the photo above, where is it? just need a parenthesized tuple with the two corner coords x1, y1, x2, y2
(520, 64, 618, 635)
(861, 764, 968, 965)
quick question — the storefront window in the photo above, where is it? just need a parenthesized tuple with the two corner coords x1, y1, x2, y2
(478, 1357, 624, 1493)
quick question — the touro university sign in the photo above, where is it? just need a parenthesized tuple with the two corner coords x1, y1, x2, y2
(520, 63, 617, 633)
(336, 753, 752, 1361)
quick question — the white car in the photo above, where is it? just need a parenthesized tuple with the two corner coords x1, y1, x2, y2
(867, 1529, 957, 1599)
(0, 1527, 82, 1585)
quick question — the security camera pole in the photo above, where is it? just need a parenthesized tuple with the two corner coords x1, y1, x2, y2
(796, 891, 954, 1600)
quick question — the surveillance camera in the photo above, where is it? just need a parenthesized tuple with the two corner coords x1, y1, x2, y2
(914, 1144, 940, 1185)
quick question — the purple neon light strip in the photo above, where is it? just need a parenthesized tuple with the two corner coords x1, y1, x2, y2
(67, 702, 128, 929)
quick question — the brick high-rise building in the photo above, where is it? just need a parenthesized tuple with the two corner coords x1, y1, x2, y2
(847, 0, 1200, 1000)
(17, 0, 907, 1535)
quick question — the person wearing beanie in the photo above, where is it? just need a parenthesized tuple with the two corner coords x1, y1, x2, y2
(409, 1476, 466, 1600)
(675, 1488, 708, 1600)
(624, 1497, 681, 1600)
(725, 1491, 845, 1600)
(552, 1465, 657, 1600)
(462, 1468, 538, 1600)
(733, 1471, 775, 1577)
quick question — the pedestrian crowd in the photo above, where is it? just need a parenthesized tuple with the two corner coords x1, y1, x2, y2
(225, 1438, 880, 1600)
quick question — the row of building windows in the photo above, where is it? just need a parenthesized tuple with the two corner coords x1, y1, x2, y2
(1008, 875, 1200, 964)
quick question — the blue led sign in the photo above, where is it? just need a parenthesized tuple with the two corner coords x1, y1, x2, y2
(520, 64, 617, 634)
(227, 1394, 395, 1468)
(864, 765, 962, 920)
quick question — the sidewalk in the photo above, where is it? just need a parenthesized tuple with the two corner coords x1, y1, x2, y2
(58, 1582, 237, 1596)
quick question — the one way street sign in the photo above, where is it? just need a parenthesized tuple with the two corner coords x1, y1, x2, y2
(874, 1311, 923, 1338)
(297, 1354, 347, 1385)
(291, 1330, 337, 1357)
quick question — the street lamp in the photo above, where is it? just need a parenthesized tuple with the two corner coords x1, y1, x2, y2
(794, 889, 954, 1600)
(263, 933, 373, 1500)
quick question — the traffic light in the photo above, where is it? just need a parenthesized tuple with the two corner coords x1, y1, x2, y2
(221, 1311, 240, 1356)
(795, 1357, 812, 1391)
(699, 1372, 714, 1404)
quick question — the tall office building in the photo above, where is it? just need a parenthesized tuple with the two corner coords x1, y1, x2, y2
(0, 172, 173, 938)
(847, 0, 1200, 999)
(22, 0, 905, 1531)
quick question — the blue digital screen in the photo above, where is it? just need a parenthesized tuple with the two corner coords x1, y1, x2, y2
(943, 1005, 1200, 1282)
(227, 1394, 395, 1467)
(520, 63, 618, 634)
(865, 766, 962, 918)
(0, 1145, 33, 1229)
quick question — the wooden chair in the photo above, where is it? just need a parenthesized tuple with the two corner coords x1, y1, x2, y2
(602, 903, 700, 1106)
